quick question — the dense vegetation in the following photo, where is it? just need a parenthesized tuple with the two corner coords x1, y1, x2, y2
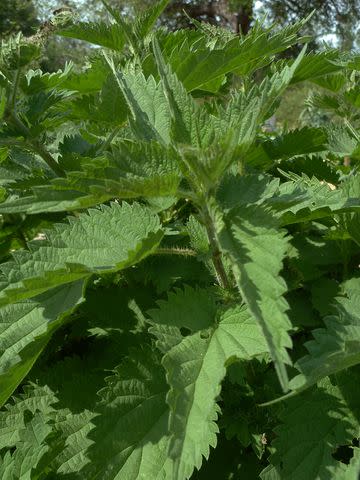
(0, 2, 360, 478)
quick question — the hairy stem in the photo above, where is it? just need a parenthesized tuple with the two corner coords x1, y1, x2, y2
(33, 141, 66, 177)
(344, 118, 360, 142)
(96, 126, 121, 155)
(8, 113, 66, 177)
(202, 204, 230, 289)
(6, 69, 64, 177)
(10, 69, 21, 112)
(154, 247, 196, 257)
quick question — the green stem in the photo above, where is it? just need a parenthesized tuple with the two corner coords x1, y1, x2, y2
(11, 69, 21, 112)
(202, 204, 230, 289)
(96, 126, 121, 155)
(154, 247, 196, 257)
(8, 113, 66, 177)
(344, 118, 360, 142)
(33, 141, 66, 177)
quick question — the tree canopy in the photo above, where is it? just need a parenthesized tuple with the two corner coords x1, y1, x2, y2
(262, 0, 360, 49)
(0, 0, 39, 37)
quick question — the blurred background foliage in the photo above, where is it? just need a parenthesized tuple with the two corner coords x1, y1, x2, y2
(1, 0, 360, 127)
(2, 1, 360, 46)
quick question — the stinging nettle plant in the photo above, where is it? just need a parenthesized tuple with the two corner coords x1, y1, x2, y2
(0, 1, 360, 478)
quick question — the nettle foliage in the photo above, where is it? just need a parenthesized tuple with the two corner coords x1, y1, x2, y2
(0, 2, 360, 478)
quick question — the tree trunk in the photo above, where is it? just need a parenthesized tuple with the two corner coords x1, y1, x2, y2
(236, 4, 252, 34)
(212, 0, 253, 34)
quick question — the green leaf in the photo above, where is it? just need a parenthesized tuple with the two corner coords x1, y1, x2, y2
(134, 0, 170, 39)
(312, 72, 347, 92)
(157, 17, 310, 92)
(0, 451, 13, 479)
(152, 37, 210, 147)
(83, 346, 172, 479)
(38, 365, 98, 476)
(0, 34, 41, 69)
(0, 384, 56, 449)
(205, 91, 261, 180)
(286, 234, 348, 286)
(107, 61, 170, 143)
(290, 50, 344, 84)
(220, 90, 261, 147)
(326, 126, 358, 157)
(307, 91, 341, 113)
(346, 213, 360, 246)
(217, 173, 280, 211)
(0, 149, 44, 186)
(1, 13, 359, 480)
(131, 254, 212, 294)
(0, 202, 163, 306)
(261, 372, 360, 480)
(289, 278, 360, 393)
(186, 215, 210, 256)
(0, 141, 183, 214)
(218, 205, 292, 391)
(247, 45, 307, 127)
(96, 72, 129, 125)
(60, 57, 108, 93)
(107, 141, 181, 194)
(83, 141, 181, 196)
(278, 155, 338, 184)
(266, 175, 360, 226)
(51, 409, 95, 476)
(246, 127, 328, 170)
(21, 63, 74, 94)
(328, 447, 360, 480)
(149, 286, 269, 479)
(1, 351, 116, 477)
(1, 411, 59, 480)
(0, 189, 106, 214)
(58, 21, 126, 51)
(0, 281, 84, 408)
(344, 86, 360, 108)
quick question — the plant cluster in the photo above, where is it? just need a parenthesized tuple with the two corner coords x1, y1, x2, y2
(0, 2, 359, 478)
